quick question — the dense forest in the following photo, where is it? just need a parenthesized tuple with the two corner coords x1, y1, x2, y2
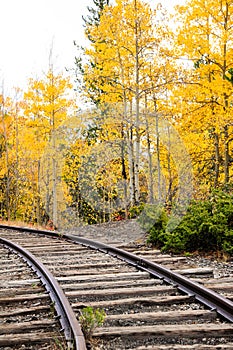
(0, 0, 233, 253)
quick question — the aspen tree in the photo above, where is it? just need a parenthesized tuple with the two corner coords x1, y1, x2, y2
(0, 90, 11, 219)
(76, 0, 172, 208)
(173, 0, 233, 188)
(0, 89, 25, 221)
(23, 70, 76, 227)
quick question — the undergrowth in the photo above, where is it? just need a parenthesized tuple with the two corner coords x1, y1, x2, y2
(79, 306, 106, 343)
(141, 188, 233, 256)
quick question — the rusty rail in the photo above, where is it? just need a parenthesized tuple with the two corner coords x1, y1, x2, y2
(67, 235, 233, 323)
(0, 236, 86, 350)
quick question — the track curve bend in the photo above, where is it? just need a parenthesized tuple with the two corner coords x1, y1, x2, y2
(0, 236, 86, 350)
(0, 224, 233, 349)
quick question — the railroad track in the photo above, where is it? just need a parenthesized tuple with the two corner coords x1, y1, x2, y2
(0, 224, 233, 350)
(0, 234, 85, 350)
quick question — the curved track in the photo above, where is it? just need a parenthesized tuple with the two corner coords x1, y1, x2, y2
(0, 236, 86, 350)
(0, 224, 233, 349)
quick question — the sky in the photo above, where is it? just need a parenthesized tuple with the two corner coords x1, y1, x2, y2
(0, 0, 184, 94)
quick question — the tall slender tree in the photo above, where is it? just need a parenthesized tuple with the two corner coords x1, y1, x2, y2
(23, 69, 76, 227)
(74, 0, 110, 105)
(75, 0, 173, 206)
(173, 0, 233, 189)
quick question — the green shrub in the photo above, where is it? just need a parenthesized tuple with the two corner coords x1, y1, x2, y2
(79, 306, 106, 342)
(146, 189, 233, 256)
(129, 203, 145, 218)
(138, 204, 168, 247)
(222, 230, 233, 255)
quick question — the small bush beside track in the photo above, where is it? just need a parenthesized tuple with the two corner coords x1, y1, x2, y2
(143, 188, 233, 256)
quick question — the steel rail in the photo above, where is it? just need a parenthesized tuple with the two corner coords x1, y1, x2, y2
(1, 223, 233, 323)
(66, 235, 233, 323)
(0, 236, 86, 350)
